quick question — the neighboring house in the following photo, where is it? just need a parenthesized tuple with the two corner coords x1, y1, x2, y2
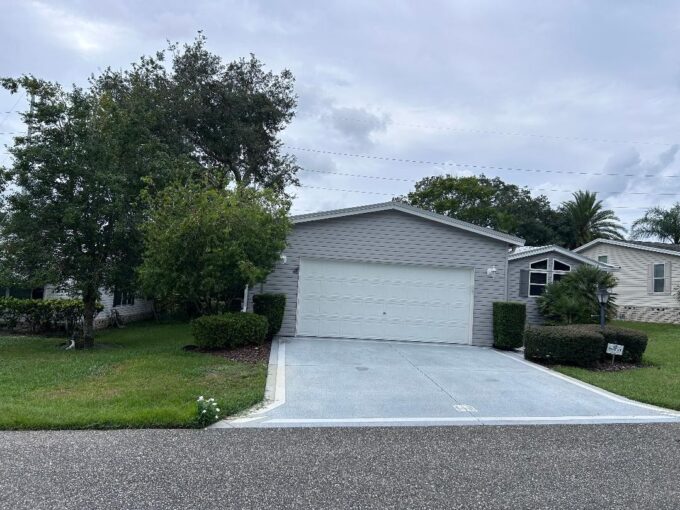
(575, 239, 680, 324)
(250, 201, 524, 346)
(2, 285, 153, 328)
(507, 245, 616, 324)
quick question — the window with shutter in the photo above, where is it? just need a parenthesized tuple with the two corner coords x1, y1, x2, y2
(519, 269, 529, 298)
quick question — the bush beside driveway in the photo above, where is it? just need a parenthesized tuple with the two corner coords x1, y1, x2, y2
(556, 321, 680, 411)
(0, 322, 267, 430)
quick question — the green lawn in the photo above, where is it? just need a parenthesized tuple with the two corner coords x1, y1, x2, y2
(556, 321, 680, 411)
(0, 321, 267, 430)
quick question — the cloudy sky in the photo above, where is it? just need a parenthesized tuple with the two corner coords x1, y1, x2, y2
(2, 0, 680, 230)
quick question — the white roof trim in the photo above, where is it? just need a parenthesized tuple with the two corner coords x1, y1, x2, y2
(574, 238, 680, 258)
(292, 202, 525, 246)
(508, 245, 618, 270)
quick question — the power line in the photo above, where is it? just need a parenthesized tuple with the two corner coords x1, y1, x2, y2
(335, 115, 678, 147)
(0, 94, 24, 132)
(288, 145, 680, 179)
(297, 167, 680, 196)
(295, 184, 652, 209)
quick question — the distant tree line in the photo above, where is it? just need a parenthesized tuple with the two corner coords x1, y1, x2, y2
(401, 174, 680, 247)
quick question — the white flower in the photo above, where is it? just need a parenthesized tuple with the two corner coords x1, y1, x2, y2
(209, 398, 215, 402)
(216, 408, 220, 412)
(201, 410, 207, 414)
(198, 396, 204, 401)
(211, 402, 217, 406)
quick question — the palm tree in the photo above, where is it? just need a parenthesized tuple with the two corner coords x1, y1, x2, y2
(631, 203, 680, 244)
(561, 191, 626, 249)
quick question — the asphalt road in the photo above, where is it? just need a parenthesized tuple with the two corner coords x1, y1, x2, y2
(1, 424, 678, 509)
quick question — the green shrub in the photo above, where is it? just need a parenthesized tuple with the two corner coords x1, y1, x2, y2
(524, 325, 605, 367)
(566, 324, 648, 364)
(537, 265, 617, 324)
(492, 302, 526, 350)
(253, 293, 286, 340)
(192, 312, 268, 349)
(601, 326, 648, 363)
(0, 297, 101, 333)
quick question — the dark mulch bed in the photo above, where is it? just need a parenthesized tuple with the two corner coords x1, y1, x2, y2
(183, 342, 271, 363)
(591, 360, 645, 372)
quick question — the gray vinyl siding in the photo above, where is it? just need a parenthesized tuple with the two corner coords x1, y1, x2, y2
(507, 252, 585, 325)
(253, 210, 510, 346)
(578, 244, 680, 307)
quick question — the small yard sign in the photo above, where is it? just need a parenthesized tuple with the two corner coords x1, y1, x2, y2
(606, 343, 624, 356)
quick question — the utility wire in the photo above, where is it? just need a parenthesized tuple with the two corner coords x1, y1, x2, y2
(295, 185, 652, 209)
(288, 145, 680, 179)
(296, 167, 680, 196)
(0, 94, 24, 132)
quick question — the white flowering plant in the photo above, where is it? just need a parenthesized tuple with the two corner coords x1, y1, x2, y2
(195, 396, 221, 427)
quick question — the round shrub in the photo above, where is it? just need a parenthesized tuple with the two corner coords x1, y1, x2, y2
(566, 324, 648, 364)
(252, 293, 286, 340)
(191, 312, 268, 349)
(601, 326, 648, 363)
(524, 325, 605, 367)
(493, 302, 526, 350)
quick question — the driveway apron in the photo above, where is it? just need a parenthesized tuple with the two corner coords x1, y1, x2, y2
(218, 337, 680, 428)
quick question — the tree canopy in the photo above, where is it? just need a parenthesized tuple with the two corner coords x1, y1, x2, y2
(400, 174, 566, 246)
(559, 191, 625, 249)
(138, 183, 291, 316)
(631, 203, 680, 244)
(0, 36, 298, 345)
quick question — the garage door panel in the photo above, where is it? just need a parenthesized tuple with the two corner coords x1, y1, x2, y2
(296, 259, 472, 344)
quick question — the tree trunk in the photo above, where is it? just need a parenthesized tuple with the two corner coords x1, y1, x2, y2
(77, 287, 97, 349)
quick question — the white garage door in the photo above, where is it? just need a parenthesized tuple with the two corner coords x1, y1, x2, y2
(296, 258, 473, 344)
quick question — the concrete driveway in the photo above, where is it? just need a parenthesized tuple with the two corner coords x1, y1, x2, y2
(219, 337, 680, 428)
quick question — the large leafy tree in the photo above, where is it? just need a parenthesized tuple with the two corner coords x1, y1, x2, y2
(1, 36, 299, 345)
(168, 35, 299, 192)
(560, 191, 625, 249)
(400, 174, 564, 245)
(138, 183, 291, 316)
(631, 203, 680, 244)
(0, 75, 183, 346)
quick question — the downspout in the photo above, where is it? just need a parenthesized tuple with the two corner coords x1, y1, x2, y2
(241, 284, 249, 313)
(504, 244, 510, 301)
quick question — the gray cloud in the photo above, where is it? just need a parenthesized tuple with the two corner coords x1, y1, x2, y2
(2, 0, 680, 225)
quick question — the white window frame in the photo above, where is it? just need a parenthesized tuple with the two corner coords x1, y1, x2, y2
(529, 258, 549, 297)
(551, 259, 571, 283)
(598, 255, 608, 264)
(653, 263, 665, 293)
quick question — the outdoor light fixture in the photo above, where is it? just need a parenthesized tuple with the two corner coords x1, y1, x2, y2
(597, 286, 610, 305)
(280, 254, 288, 264)
(486, 265, 497, 278)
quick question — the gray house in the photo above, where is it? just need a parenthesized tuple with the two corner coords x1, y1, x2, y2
(252, 201, 524, 346)
(507, 245, 616, 324)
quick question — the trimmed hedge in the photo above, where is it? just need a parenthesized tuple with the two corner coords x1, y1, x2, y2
(191, 312, 268, 349)
(492, 302, 526, 350)
(524, 325, 605, 367)
(567, 324, 648, 364)
(253, 293, 286, 340)
(0, 297, 102, 333)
